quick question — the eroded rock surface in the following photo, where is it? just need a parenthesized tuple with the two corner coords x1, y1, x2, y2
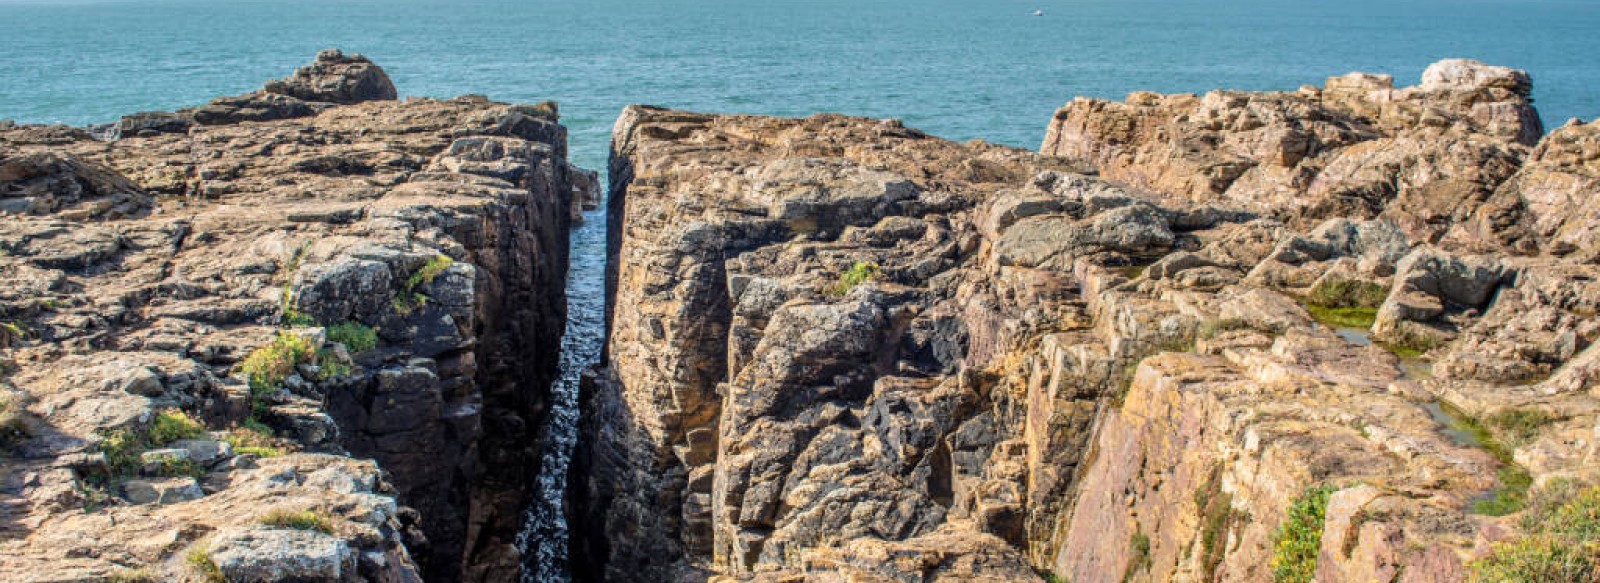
(0, 51, 580, 582)
(575, 59, 1599, 583)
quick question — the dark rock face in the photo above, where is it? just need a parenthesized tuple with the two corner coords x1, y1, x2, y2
(264, 48, 399, 105)
(115, 48, 399, 136)
(0, 52, 577, 583)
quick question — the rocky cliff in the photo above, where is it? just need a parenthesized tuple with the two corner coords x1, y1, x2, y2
(0, 51, 591, 582)
(574, 60, 1599, 582)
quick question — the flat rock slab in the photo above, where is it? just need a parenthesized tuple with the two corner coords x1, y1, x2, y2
(208, 526, 351, 583)
(121, 477, 203, 505)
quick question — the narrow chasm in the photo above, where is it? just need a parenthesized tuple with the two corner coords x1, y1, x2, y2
(517, 181, 608, 582)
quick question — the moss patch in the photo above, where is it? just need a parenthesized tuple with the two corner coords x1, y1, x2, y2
(1199, 317, 1261, 339)
(0, 321, 29, 348)
(1305, 305, 1378, 329)
(1428, 401, 1535, 517)
(94, 408, 207, 480)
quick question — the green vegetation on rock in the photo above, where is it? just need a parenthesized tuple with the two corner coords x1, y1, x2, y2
(91, 409, 209, 487)
(1123, 531, 1152, 582)
(149, 409, 205, 445)
(1470, 536, 1599, 582)
(0, 390, 31, 450)
(1271, 484, 1335, 583)
(1428, 401, 1535, 517)
(1307, 279, 1389, 309)
(281, 285, 317, 328)
(327, 321, 378, 353)
(1486, 408, 1557, 447)
(238, 331, 316, 394)
(1195, 465, 1243, 581)
(394, 254, 454, 314)
(824, 261, 879, 296)
(0, 321, 29, 348)
(1471, 480, 1600, 581)
(186, 547, 225, 583)
(223, 422, 287, 458)
(1199, 317, 1260, 340)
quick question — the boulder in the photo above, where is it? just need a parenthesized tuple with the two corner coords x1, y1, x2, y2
(0, 152, 150, 219)
(262, 48, 398, 105)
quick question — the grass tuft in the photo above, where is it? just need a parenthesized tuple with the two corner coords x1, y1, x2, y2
(1307, 279, 1389, 310)
(186, 547, 225, 583)
(824, 261, 879, 297)
(259, 508, 335, 534)
(393, 255, 454, 315)
(1123, 531, 1152, 582)
(106, 568, 158, 583)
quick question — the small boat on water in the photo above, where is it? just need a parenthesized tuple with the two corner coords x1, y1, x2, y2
(1034, 9, 1045, 16)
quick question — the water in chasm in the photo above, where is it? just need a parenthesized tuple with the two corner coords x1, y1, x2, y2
(517, 198, 609, 583)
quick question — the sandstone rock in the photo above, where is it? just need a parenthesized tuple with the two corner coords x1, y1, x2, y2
(576, 97, 1599, 583)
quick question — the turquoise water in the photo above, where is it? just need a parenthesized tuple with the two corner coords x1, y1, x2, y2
(3, 0, 1598, 173)
(3, 0, 1596, 579)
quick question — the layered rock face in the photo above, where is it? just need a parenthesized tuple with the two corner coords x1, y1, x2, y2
(0, 52, 588, 582)
(575, 61, 1600, 582)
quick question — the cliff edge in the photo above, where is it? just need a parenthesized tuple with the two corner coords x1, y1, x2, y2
(0, 51, 593, 582)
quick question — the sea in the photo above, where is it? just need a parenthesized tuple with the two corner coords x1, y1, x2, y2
(3, 0, 1596, 580)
